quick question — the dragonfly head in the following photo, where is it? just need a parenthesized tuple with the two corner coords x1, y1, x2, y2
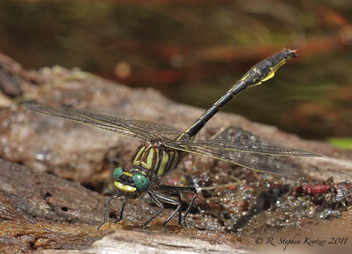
(112, 167, 150, 199)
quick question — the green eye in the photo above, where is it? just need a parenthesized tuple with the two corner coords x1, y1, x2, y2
(113, 167, 123, 181)
(132, 174, 149, 192)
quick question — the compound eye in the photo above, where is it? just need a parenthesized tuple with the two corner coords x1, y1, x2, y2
(113, 167, 124, 181)
(132, 174, 150, 192)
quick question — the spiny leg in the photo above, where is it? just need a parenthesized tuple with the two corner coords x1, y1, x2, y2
(143, 191, 164, 229)
(153, 192, 182, 231)
(158, 185, 197, 228)
(182, 189, 197, 228)
(115, 196, 127, 224)
(97, 194, 122, 230)
(177, 194, 182, 226)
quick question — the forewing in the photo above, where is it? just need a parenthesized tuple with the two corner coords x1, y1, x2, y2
(165, 138, 319, 175)
(24, 102, 180, 140)
(177, 138, 319, 157)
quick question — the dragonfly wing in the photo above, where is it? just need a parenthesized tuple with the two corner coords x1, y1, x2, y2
(74, 108, 180, 140)
(165, 139, 319, 175)
(180, 138, 320, 157)
(24, 102, 180, 140)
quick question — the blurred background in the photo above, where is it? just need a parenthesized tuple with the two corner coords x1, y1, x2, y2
(0, 0, 351, 144)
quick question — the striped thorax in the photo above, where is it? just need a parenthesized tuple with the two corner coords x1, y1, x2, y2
(132, 142, 185, 178)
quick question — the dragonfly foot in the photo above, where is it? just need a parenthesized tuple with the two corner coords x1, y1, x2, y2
(96, 222, 106, 231)
(182, 218, 188, 228)
(162, 223, 167, 233)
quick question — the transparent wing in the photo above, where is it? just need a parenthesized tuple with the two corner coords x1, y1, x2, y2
(171, 138, 319, 157)
(165, 138, 320, 175)
(24, 102, 180, 140)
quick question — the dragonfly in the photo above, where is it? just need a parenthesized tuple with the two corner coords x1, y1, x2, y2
(24, 48, 320, 231)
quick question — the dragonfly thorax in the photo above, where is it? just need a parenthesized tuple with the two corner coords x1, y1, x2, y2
(132, 143, 185, 178)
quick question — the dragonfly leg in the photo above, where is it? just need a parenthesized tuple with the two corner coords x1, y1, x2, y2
(144, 191, 164, 230)
(177, 194, 182, 226)
(157, 185, 197, 228)
(152, 192, 182, 232)
(115, 196, 127, 224)
(182, 188, 197, 228)
(97, 194, 122, 230)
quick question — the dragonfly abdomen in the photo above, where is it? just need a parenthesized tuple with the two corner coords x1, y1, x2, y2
(132, 143, 185, 177)
(182, 48, 298, 138)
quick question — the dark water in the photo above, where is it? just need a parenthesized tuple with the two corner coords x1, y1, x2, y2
(1, 0, 351, 141)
